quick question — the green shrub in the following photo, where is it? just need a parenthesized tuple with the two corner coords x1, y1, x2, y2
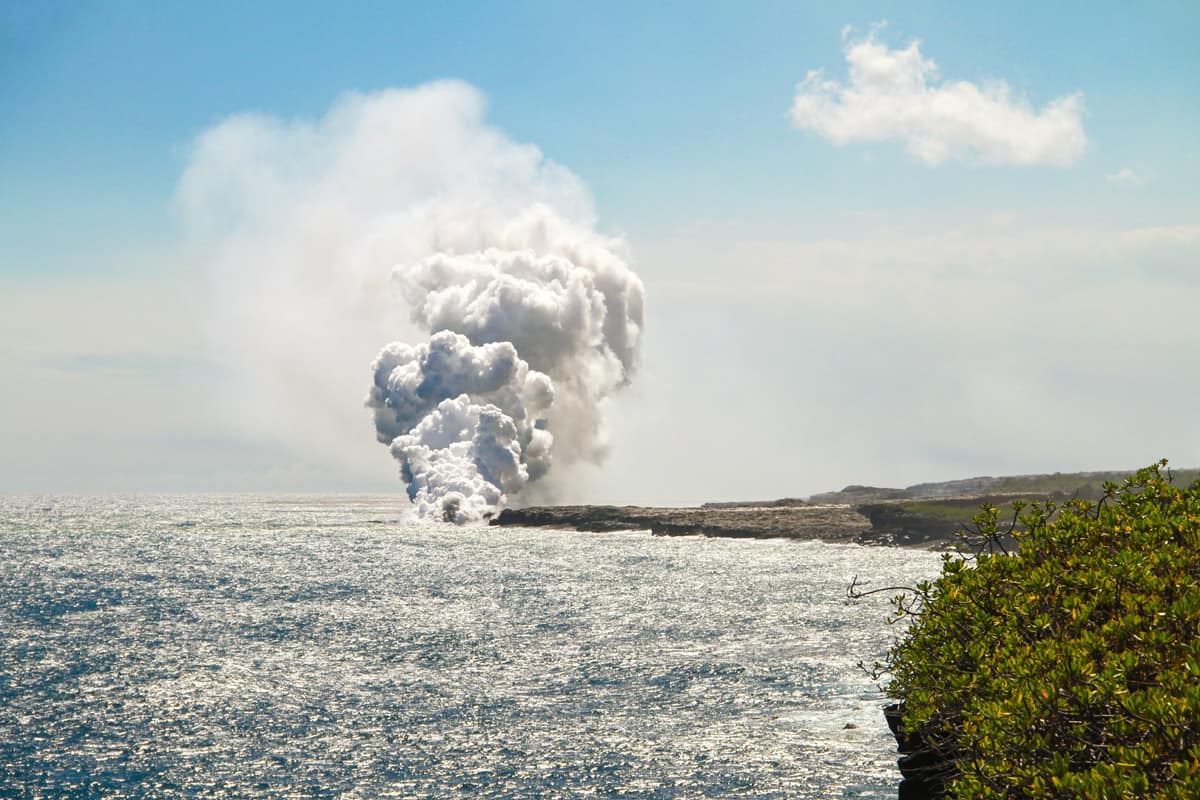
(882, 461, 1200, 799)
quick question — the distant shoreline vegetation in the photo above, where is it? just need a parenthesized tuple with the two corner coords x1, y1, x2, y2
(872, 461, 1200, 798)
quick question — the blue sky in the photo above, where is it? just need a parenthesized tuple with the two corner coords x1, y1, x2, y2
(6, 0, 1197, 273)
(3, 2, 1199, 499)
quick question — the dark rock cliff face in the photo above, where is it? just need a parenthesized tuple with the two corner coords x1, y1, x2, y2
(884, 703, 951, 799)
(858, 504, 964, 543)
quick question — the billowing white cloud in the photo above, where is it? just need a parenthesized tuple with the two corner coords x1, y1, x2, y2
(790, 28, 1087, 166)
(177, 81, 644, 519)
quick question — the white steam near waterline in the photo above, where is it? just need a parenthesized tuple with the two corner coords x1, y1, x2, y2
(179, 82, 643, 518)
(370, 209, 644, 521)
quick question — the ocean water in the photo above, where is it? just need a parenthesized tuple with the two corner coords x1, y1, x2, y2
(0, 495, 942, 799)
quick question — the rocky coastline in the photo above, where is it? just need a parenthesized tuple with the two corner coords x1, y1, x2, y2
(489, 501, 953, 547)
(490, 468, 1188, 549)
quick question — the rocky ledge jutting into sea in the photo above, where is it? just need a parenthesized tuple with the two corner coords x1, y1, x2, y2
(489, 501, 948, 547)
(489, 468, 1200, 549)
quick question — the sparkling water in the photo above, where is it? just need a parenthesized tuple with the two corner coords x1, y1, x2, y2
(1, 495, 941, 798)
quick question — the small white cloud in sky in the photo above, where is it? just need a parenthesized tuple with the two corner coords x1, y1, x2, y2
(790, 26, 1087, 166)
(1106, 167, 1146, 185)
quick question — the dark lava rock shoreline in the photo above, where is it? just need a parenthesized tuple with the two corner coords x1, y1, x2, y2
(490, 502, 952, 547)
(490, 469, 1192, 548)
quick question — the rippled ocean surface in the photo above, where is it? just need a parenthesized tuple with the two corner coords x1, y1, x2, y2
(1, 495, 941, 799)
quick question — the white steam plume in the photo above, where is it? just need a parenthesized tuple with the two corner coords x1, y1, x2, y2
(366, 330, 554, 520)
(178, 81, 643, 514)
(368, 205, 644, 521)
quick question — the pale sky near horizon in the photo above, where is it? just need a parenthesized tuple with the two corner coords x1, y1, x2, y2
(3, 2, 1199, 503)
